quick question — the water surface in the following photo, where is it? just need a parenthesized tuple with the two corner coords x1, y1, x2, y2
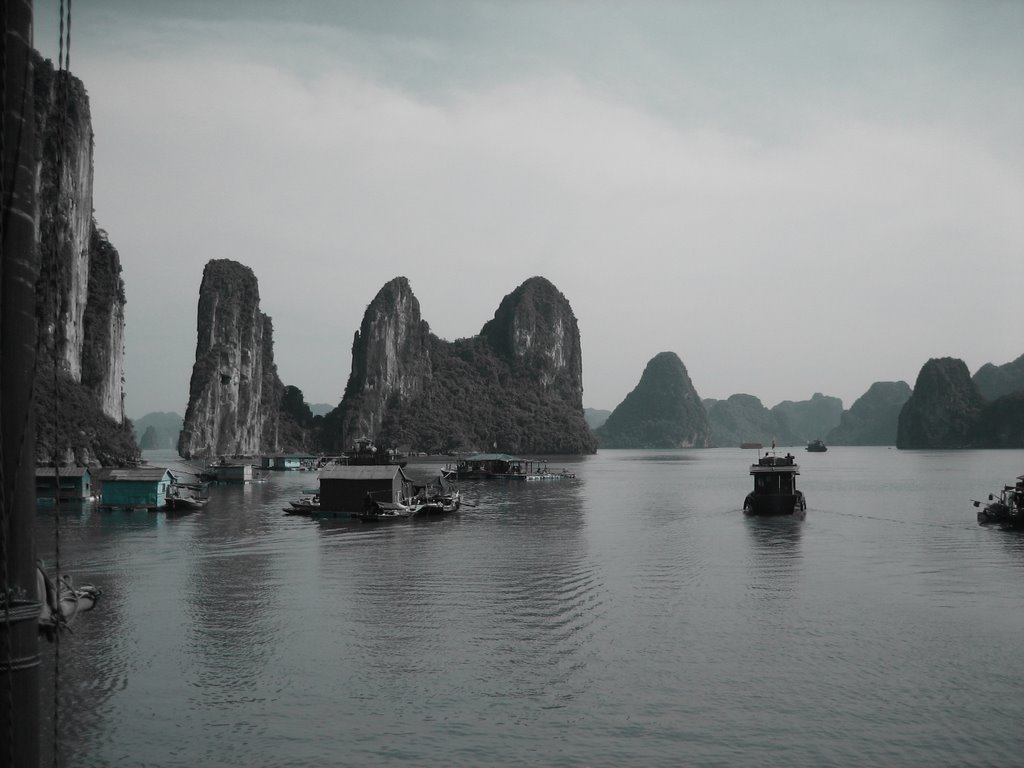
(36, 448, 1024, 766)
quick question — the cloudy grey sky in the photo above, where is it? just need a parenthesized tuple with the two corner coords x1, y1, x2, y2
(35, 1, 1024, 418)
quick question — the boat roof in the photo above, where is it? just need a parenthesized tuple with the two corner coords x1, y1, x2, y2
(749, 454, 800, 474)
(35, 466, 92, 477)
(750, 464, 800, 474)
(104, 467, 174, 482)
(462, 453, 522, 462)
(319, 465, 408, 482)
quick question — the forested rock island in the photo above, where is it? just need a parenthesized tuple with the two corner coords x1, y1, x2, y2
(31, 54, 1024, 461)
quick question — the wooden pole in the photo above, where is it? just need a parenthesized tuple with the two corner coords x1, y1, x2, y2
(1, 1, 40, 766)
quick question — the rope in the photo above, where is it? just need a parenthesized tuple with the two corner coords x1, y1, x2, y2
(809, 506, 978, 532)
(52, 4, 74, 764)
(1, 4, 14, 765)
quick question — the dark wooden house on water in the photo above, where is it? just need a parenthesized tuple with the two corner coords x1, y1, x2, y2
(318, 465, 413, 512)
(35, 466, 94, 501)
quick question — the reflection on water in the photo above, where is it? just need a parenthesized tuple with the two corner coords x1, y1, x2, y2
(31, 448, 1024, 767)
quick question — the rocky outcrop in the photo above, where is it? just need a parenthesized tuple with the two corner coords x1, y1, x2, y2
(178, 260, 285, 458)
(584, 408, 611, 430)
(897, 358, 985, 449)
(335, 277, 431, 442)
(596, 352, 711, 448)
(81, 228, 126, 420)
(322, 276, 596, 454)
(770, 393, 843, 444)
(34, 54, 95, 383)
(970, 392, 1024, 448)
(31, 53, 135, 464)
(973, 354, 1024, 401)
(827, 381, 911, 445)
(705, 394, 797, 447)
(133, 412, 184, 451)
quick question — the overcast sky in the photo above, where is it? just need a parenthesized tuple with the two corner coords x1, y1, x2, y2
(35, 1, 1024, 418)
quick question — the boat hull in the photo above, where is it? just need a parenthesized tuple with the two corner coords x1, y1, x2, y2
(744, 491, 806, 517)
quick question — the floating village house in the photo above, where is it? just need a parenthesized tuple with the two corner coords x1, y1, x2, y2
(260, 454, 317, 471)
(318, 465, 413, 512)
(100, 467, 174, 509)
(35, 467, 93, 501)
(211, 463, 253, 483)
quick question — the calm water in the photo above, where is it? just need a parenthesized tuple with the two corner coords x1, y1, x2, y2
(35, 448, 1024, 767)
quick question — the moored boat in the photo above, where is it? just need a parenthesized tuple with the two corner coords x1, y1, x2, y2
(806, 439, 827, 452)
(743, 451, 807, 517)
(284, 494, 321, 515)
(164, 483, 209, 511)
(974, 475, 1024, 529)
(416, 488, 462, 515)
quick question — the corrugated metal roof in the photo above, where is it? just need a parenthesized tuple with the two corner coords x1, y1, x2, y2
(35, 466, 92, 477)
(104, 467, 173, 482)
(463, 453, 521, 462)
(319, 465, 405, 481)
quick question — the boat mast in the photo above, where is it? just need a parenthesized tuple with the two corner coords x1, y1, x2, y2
(1, 1, 41, 766)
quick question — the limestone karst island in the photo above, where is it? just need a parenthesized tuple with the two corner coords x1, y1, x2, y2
(14, 48, 1023, 485)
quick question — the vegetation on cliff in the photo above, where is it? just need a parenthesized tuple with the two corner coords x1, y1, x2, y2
(827, 381, 911, 446)
(320, 276, 596, 455)
(133, 412, 184, 450)
(596, 352, 710, 448)
(704, 394, 790, 447)
(770, 393, 843, 444)
(897, 358, 987, 449)
(973, 354, 1024, 401)
(35, 364, 139, 466)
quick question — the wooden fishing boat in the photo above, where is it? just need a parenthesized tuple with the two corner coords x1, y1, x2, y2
(743, 450, 807, 517)
(974, 475, 1024, 529)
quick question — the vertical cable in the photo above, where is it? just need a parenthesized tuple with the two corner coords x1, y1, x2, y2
(0, 0, 11, 761)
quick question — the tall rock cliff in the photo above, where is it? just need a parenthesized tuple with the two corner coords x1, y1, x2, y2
(336, 277, 431, 442)
(897, 358, 985, 449)
(827, 381, 912, 445)
(323, 276, 596, 454)
(178, 260, 286, 458)
(596, 352, 711, 448)
(34, 54, 95, 383)
(32, 53, 135, 464)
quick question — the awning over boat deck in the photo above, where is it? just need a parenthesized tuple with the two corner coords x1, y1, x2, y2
(462, 453, 522, 462)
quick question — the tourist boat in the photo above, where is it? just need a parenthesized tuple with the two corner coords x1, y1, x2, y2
(973, 475, 1024, 529)
(455, 453, 573, 480)
(164, 483, 209, 511)
(806, 439, 827, 452)
(743, 451, 807, 517)
(344, 437, 407, 467)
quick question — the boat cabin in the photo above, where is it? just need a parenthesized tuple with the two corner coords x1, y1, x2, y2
(456, 453, 536, 479)
(318, 465, 413, 512)
(744, 453, 806, 516)
(35, 466, 93, 501)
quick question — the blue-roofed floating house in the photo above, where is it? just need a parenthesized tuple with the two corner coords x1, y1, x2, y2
(100, 467, 175, 510)
(35, 467, 93, 501)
